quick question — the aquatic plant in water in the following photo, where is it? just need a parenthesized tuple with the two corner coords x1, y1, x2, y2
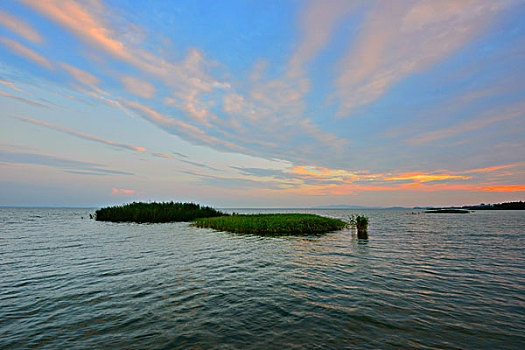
(193, 214, 347, 235)
(348, 215, 369, 238)
(95, 201, 225, 223)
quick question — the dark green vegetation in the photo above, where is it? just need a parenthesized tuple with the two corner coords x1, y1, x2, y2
(348, 215, 369, 238)
(193, 214, 347, 235)
(425, 209, 470, 214)
(464, 201, 525, 210)
(95, 202, 225, 223)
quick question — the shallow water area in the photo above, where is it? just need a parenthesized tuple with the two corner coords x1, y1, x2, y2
(1, 208, 524, 349)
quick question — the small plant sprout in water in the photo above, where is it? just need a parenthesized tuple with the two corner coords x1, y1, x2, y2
(348, 215, 369, 239)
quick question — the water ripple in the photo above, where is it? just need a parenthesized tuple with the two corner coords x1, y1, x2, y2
(0, 208, 524, 349)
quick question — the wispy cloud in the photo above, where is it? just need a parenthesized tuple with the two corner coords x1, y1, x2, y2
(123, 99, 243, 152)
(19, 0, 126, 59)
(287, 0, 362, 78)
(0, 10, 43, 43)
(0, 37, 53, 69)
(0, 150, 133, 176)
(20, 0, 249, 151)
(0, 90, 50, 109)
(192, 160, 525, 196)
(211, 0, 356, 164)
(406, 100, 525, 144)
(17, 0, 351, 168)
(383, 173, 470, 183)
(334, 0, 515, 117)
(460, 162, 524, 174)
(13, 115, 223, 173)
(71, 84, 135, 118)
(121, 76, 155, 98)
(3, 0, 522, 206)
(60, 63, 99, 87)
(0, 79, 24, 92)
(13, 115, 147, 152)
(20, 0, 223, 103)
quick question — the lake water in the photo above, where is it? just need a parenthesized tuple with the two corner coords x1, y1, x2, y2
(1, 208, 524, 349)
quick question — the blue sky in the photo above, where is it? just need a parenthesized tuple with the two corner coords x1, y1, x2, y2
(0, 0, 524, 207)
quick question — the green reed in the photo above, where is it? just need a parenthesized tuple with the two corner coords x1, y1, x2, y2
(95, 201, 225, 223)
(348, 214, 369, 238)
(193, 213, 347, 235)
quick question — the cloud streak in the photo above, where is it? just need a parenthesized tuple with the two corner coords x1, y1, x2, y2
(60, 63, 99, 87)
(0, 90, 50, 109)
(0, 37, 53, 69)
(123, 100, 243, 152)
(406, 100, 525, 144)
(121, 76, 155, 98)
(0, 10, 43, 43)
(13, 115, 147, 152)
(20, 0, 223, 99)
(14, 0, 352, 168)
(0, 150, 133, 176)
(12, 115, 221, 173)
(334, 0, 514, 116)
(1, 1, 522, 206)
(0, 79, 24, 92)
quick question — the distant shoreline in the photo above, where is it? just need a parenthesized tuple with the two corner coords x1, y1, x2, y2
(1, 200, 523, 210)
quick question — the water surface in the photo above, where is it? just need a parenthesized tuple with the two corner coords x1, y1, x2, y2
(1, 208, 524, 349)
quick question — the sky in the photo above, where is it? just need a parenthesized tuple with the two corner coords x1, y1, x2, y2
(0, 0, 524, 208)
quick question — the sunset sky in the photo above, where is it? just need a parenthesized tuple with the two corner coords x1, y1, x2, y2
(1, 0, 524, 208)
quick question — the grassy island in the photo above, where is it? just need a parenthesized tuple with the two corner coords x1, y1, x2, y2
(95, 201, 225, 223)
(193, 213, 347, 235)
(425, 209, 470, 214)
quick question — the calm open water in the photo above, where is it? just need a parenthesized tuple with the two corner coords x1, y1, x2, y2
(0, 208, 524, 349)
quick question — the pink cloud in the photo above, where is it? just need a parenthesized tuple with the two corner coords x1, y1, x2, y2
(0, 79, 24, 92)
(287, 0, 360, 78)
(0, 10, 43, 43)
(0, 37, 53, 69)
(20, 0, 349, 166)
(60, 63, 99, 86)
(112, 188, 135, 195)
(334, 0, 514, 116)
(20, 0, 220, 93)
(19, 0, 126, 60)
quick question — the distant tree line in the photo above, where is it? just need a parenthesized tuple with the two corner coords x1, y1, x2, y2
(463, 201, 524, 210)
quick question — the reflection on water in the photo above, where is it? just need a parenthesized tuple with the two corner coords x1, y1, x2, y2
(0, 208, 524, 349)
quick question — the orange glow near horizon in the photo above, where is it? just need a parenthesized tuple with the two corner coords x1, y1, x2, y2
(271, 162, 525, 196)
(384, 172, 471, 182)
(268, 178, 525, 196)
(475, 185, 525, 192)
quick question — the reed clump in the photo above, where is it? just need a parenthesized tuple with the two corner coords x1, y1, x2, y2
(95, 201, 225, 223)
(348, 214, 369, 238)
(193, 213, 347, 235)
